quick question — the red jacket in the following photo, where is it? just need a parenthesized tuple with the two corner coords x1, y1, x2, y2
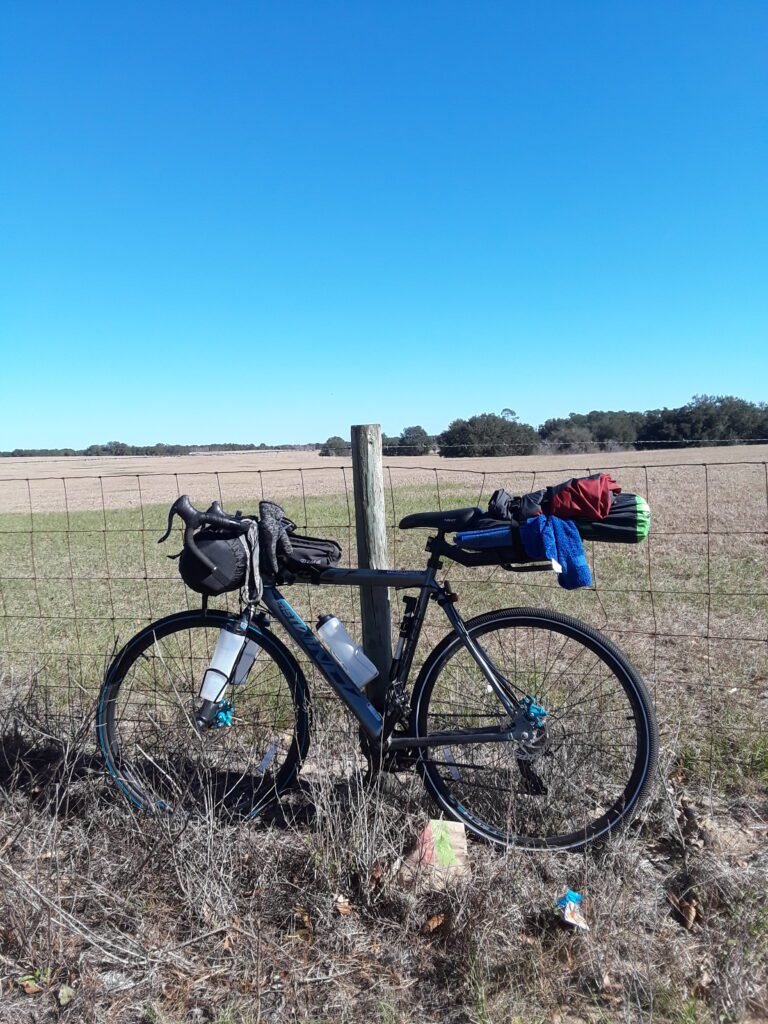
(548, 473, 621, 520)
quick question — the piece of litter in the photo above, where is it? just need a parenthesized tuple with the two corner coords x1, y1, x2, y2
(399, 819, 470, 890)
(667, 891, 698, 929)
(556, 889, 590, 931)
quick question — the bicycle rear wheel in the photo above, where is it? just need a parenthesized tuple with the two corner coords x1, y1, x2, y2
(97, 610, 310, 817)
(411, 607, 657, 850)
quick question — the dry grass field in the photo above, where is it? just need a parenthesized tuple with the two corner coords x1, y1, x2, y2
(2, 444, 767, 512)
(0, 446, 766, 1023)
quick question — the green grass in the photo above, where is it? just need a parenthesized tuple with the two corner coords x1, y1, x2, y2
(678, 732, 768, 789)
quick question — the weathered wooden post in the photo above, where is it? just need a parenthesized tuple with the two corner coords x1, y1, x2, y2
(350, 423, 392, 712)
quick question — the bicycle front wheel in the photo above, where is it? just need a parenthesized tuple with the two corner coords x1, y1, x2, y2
(411, 607, 657, 850)
(97, 610, 310, 817)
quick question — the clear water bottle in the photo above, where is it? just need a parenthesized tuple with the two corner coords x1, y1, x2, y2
(199, 622, 247, 702)
(316, 614, 379, 689)
(232, 639, 260, 685)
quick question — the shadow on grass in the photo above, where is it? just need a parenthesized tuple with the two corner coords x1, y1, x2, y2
(0, 727, 108, 815)
(0, 724, 359, 831)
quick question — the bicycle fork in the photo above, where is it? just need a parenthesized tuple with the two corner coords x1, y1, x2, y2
(195, 611, 261, 730)
(437, 591, 522, 719)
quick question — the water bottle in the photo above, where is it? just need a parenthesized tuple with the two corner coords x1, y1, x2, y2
(199, 621, 247, 702)
(232, 639, 260, 685)
(316, 614, 379, 689)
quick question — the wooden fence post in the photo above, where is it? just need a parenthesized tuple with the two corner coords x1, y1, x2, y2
(350, 424, 392, 712)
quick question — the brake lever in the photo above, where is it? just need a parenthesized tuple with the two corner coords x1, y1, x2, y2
(158, 495, 202, 543)
(157, 508, 176, 544)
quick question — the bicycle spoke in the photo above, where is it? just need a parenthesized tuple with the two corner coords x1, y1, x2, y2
(100, 617, 305, 815)
(416, 609, 655, 848)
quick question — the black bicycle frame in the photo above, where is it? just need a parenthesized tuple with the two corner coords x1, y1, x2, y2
(260, 558, 523, 750)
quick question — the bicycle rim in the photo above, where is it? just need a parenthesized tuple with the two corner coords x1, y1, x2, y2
(412, 608, 657, 850)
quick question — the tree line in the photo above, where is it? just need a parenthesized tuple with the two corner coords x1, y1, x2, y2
(320, 395, 768, 456)
(4, 395, 766, 459)
(0, 441, 316, 458)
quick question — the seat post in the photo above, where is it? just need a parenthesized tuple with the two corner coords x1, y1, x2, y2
(426, 531, 446, 571)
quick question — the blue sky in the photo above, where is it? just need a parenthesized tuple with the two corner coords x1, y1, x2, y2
(1, 1, 766, 448)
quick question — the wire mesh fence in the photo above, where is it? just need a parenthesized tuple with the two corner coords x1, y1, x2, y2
(0, 457, 766, 782)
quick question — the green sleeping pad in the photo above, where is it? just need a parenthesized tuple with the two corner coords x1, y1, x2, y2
(575, 493, 651, 544)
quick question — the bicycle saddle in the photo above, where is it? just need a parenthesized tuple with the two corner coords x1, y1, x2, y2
(398, 507, 480, 532)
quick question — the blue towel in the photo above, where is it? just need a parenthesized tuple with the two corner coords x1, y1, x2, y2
(520, 515, 593, 590)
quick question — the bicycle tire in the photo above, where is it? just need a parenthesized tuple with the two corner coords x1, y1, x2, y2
(97, 610, 310, 817)
(410, 607, 658, 850)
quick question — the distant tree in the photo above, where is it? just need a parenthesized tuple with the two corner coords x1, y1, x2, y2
(636, 395, 766, 448)
(539, 409, 644, 450)
(319, 435, 348, 457)
(538, 415, 587, 441)
(400, 425, 431, 455)
(584, 410, 645, 445)
(105, 441, 130, 456)
(438, 412, 538, 457)
(384, 425, 431, 456)
(538, 422, 596, 453)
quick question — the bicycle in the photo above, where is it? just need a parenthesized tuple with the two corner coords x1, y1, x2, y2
(96, 496, 658, 851)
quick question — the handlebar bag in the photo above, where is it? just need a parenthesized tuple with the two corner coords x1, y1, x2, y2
(176, 498, 343, 595)
(178, 528, 249, 596)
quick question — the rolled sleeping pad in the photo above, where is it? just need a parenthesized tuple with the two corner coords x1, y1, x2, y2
(575, 492, 651, 544)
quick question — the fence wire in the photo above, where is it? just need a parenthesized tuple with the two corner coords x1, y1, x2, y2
(0, 458, 766, 778)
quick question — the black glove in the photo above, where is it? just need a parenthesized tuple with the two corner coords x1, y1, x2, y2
(258, 501, 295, 576)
